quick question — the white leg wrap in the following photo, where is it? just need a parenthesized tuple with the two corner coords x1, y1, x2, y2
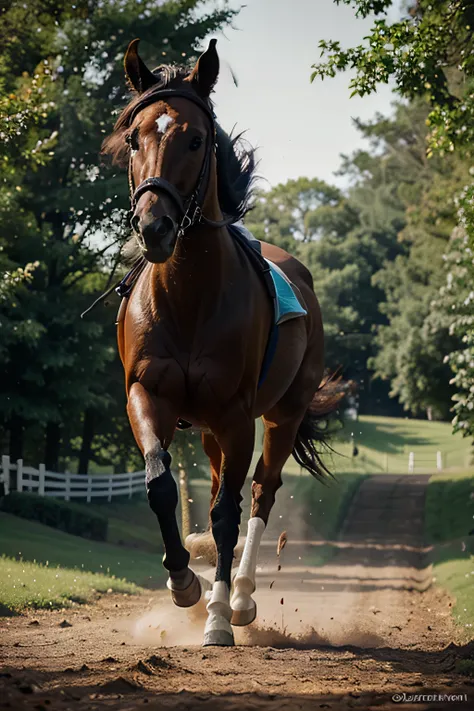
(203, 581, 234, 646)
(230, 517, 265, 626)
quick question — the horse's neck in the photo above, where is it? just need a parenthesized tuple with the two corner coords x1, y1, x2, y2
(152, 225, 234, 322)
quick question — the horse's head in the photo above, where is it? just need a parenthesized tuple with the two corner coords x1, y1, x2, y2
(103, 40, 255, 264)
(110, 39, 220, 263)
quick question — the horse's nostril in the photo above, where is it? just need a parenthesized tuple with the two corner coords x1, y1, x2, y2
(156, 220, 169, 237)
(155, 216, 175, 237)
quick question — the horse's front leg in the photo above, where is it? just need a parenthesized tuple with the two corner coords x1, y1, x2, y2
(204, 415, 255, 647)
(127, 382, 202, 607)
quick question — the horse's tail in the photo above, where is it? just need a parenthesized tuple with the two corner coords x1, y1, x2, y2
(292, 374, 347, 482)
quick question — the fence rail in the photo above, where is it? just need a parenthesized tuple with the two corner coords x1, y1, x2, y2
(0, 455, 145, 502)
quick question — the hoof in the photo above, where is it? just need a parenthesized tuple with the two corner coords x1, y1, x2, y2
(167, 570, 201, 608)
(230, 599, 257, 627)
(203, 628, 235, 647)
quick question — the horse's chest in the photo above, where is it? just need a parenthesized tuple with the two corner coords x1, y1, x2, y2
(127, 289, 263, 409)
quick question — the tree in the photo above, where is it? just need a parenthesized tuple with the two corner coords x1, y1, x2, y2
(366, 106, 470, 418)
(312, 0, 474, 427)
(245, 178, 341, 251)
(437, 193, 474, 437)
(311, 0, 474, 156)
(0, 0, 239, 467)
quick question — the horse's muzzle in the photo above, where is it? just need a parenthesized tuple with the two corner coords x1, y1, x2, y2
(136, 215, 178, 263)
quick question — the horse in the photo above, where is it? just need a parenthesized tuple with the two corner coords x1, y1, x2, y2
(102, 38, 343, 647)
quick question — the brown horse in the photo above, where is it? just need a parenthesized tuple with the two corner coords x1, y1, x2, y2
(103, 38, 342, 647)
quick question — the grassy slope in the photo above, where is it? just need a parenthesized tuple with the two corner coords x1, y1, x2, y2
(86, 497, 163, 553)
(424, 471, 474, 634)
(0, 512, 166, 613)
(0, 557, 140, 613)
(280, 415, 470, 475)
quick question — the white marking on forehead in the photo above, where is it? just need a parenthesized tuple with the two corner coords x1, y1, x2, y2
(156, 114, 174, 134)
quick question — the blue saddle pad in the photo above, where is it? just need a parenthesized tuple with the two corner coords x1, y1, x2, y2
(266, 259, 307, 325)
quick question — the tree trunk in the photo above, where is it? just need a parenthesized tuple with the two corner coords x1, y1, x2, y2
(178, 466, 191, 540)
(78, 409, 96, 475)
(9, 414, 24, 462)
(44, 421, 61, 471)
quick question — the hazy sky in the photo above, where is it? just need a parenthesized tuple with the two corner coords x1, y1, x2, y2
(205, 0, 398, 189)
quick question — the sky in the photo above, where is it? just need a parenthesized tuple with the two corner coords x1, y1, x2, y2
(202, 0, 399, 189)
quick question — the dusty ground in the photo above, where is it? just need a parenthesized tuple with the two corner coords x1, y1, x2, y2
(1, 474, 473, 710)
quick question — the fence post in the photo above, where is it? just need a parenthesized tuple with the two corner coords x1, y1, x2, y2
(408, 451, 415, 473)
(384, 453, 388, 473)
(436, 451, 443, 471)
(128, 473, 133, 499)
(1, 455, 10, 495)
(16, 458, 23, 492)
(38, 463, 45, 496)
(87, 475, 92, 503)
(65, 473, 71, 502)
(107, 475, 113, 503)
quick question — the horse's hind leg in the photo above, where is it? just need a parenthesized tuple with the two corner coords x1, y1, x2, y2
(127, 382, 202, 607)
(230, 416, 302, 626)
(203, 416, 255, 646)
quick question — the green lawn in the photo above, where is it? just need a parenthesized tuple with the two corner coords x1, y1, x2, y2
(424, 471, 474, 634)
(0, 556, 141, 613)
(313, 415, 470, 474)
(0, 512, 167, 613)
(86, 496, 163, 553)
(433, 557, 474, 639)
(258, 415, 471, 477)
(425, 471, 474, 543)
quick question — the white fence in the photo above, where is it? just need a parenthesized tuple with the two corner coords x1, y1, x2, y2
(408, 450, 444, 473)
(0, 455, 145, 502)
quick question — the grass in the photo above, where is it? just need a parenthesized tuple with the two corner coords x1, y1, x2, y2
(86, 497, 163, 553)
(279, 414, 472, 475)
(0, 511, 167, 613)
(432, 556, 474, 639)
(0, 556, 140, 613)
(424, 470, 474, 634)
(425, 471, 474, 543)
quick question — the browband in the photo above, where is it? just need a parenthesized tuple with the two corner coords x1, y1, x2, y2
(127, 87, 215, 127)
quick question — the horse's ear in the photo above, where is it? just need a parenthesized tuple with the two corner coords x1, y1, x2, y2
(188, 39, 219, 97)
(124, 39, 157, 93)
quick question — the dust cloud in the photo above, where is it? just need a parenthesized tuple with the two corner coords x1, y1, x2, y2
(130, 561, 388, 650)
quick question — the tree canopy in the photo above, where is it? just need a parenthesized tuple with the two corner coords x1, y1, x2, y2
(0, 0, 237, 470)
(311, 0, 474, 435)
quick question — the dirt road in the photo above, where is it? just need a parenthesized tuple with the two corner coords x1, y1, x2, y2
(1, 474, 473, 710)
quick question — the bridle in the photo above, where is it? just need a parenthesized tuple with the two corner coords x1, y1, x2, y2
(81, 86, 235, 320)
(125, 86, 234, 238)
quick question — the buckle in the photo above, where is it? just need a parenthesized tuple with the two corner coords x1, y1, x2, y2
(191, 204, 202, 223)
(178, 213, 192, 238)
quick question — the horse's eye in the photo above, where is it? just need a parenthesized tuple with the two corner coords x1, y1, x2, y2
(189, 136, 203, 152)
(127, 127, 140, 152)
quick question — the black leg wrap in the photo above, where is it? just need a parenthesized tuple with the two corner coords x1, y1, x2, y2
(145, 445, 190, 573)
(211, 480, 241, 586)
